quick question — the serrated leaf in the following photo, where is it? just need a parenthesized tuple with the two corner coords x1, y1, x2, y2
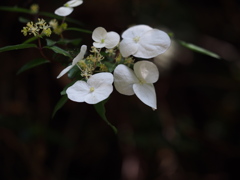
(17, 58, 49, 75)
(94, 99, 118, 134)
(66, 27, 92, 34)
(52, 95, 68, 118)
(0, 6, 32, 14)
(44, 46, 71, 57)
(0, 44, 37, 53)
(178, 40, 221, 59)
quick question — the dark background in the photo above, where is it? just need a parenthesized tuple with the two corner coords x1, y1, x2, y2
(1, 0, 240, 180)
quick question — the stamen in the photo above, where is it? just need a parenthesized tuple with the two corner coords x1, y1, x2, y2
(133, 36, 140, 43)
(90, 87, 95, 92)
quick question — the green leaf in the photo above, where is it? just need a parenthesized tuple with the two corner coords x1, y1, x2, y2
(57, 38, 82, 46)
(52, 95, 68, 118)
(39, 11, 64, 19)
(104, 61, 117, 73)
(68, 65, 81, 79)
(94, 99, 118, 134)
(44, 46, 71, 57)
(18, 16, 30, 23)
(66, 27, 92, 34)
(0, 44, 37, 53)
(46, 39, 57, 46)
(23, 37, 38, 44)
(17, 58, 49, 75)
(178, 40, 221, 59)
(0, 6, 32, 14)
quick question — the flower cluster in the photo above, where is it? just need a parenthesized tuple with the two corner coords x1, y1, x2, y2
(49, 19, 68, 35)
(58, 25, 171, 109)
(54, 0, 83, 16)
(30, 4, 39, 14)
(21, 18, 52, 37)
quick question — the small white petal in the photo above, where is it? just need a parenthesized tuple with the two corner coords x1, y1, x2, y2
(134, 29, 171, 58)
(104, 31, 120, 49)
(64, 0, 83, 7)
(119, 38, 138, 57)
(134, 61, 159, 83)
(133, 83, 157, 109)
(114, 64, 139, 95)
(93, 42, 106, 48)
(66, 81, 90, 102)
(92, 27, 107, 43)
(57, 45, 87, 78)
(88, 72, 114, 87)
(54, 7, 73, 16)
(72, 45, 87, 65)
(122, 25, 152, 39)
(57, 65, 73, 79)
(85, 84, 113, 104)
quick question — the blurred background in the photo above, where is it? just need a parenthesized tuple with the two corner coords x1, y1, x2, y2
(1, 0, 240, 180)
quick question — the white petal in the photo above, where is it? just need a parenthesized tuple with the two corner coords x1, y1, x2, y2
(92, 27, 107, 42)
(57, 65, 73, 79)
(133, 83, 157, 109)
(93, 42, 106, 48)
(54, 7, 73, 16)
(122, 25, 152, 39)
(134, 61, 159, 83)
(113, 64, 139, 95)
(66, 81, 90, 102)
(119, 39, 138, 57)
(72, 45, 87, 65)
(88, 72, 114, 87)
(64, 0, 83, 7)
(84, 84, 113, 104)
(134, 29, 171, 58)
(104, 31, 120, 49)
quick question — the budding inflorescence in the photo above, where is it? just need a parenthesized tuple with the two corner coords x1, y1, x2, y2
(49, 19, 68, 35)
(30, 4, 39, 14)
(21, 18, 52, 37)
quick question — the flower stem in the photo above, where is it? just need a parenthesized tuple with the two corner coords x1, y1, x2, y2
(37, 37, 51, 61)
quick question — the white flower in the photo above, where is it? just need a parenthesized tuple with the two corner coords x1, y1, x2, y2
(64, 0, 83, 7)
(55, 7, 73, 16)
(92, 27, 120, 49)
(114, 61, 159, 109)
(66, 72, 114, 104)
(54, 0, 83, 16)
(119, 25, 171, 59)
(57, 45, 87, 79)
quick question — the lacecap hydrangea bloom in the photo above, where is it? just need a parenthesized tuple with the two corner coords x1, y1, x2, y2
(57, 45, 87, 78)
(54, 0, 83, 16)
(119, 25, 171, 59)
(114, 60, 159, 110)
(92, 27, 120, 49)
(66, 72, 114, 104)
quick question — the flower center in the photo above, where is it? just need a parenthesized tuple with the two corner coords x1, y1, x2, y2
(89, 87, 95, 92)
(101, 39, 105, 43)
(139, 78, 146, 85)
(133, 36, 140, 43)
